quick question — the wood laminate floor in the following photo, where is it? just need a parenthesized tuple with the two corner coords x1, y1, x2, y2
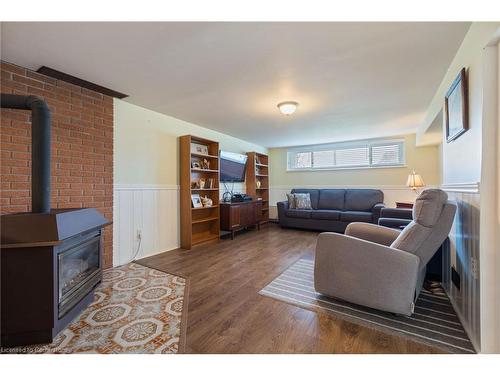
(137, 224, 444, 354)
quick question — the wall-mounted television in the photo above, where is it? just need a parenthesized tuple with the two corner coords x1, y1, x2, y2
(220, 151, 248, 182)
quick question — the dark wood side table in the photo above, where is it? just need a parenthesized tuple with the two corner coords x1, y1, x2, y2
(220, 200, 263, 239)
(396, 201, 414, 209)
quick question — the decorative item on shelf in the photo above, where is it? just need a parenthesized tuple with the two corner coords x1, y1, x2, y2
(201, 158, 210, 169)
(256, 180, 261, 189)
(199, 178, 206, 189)
(191, 161, 201, 169)
(406, 170, 425, 194)
(191, 143, 209, 155)
(445, 68, 468, 143)
(206, 178, 214, 189)
(191, 194, 203, 208)
(201, 195, 213, 207)
(222, 191, 232, 202)
(255, 155, 261, 164)
(191, 180, 200, 189)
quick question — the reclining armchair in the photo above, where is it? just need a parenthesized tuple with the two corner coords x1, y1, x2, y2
(314, 189, 456, 316)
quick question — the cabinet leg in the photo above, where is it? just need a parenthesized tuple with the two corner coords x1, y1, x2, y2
(231, 231, 235, 240)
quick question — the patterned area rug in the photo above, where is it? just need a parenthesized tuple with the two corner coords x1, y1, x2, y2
(6, 263, 187, 354)
(260, 258, 475, 354)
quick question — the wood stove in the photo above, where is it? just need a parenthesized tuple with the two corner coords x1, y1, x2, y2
(0, 94, 111, 347)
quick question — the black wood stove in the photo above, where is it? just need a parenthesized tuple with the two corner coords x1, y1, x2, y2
(0, 94, 111, 347)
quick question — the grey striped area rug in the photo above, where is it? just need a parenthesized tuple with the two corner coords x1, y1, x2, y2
(259, 258, 475, 354)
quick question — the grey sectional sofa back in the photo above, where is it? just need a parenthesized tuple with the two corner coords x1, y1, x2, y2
(290, 188, 383, 211)
(318, 189, 345, 210)
(344, 189, 384, 211)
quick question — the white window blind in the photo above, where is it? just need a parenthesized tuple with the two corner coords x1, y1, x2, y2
(335, 147, 369, 167)
(294, 152, 312, 168)
(287, 139, 405, 171)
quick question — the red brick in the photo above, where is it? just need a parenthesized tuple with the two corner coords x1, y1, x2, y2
(1, 60, 114, 267)
(1, 62, 26, 76)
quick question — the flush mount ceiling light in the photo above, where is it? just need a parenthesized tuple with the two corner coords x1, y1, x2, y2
(277, 101, 299, 116)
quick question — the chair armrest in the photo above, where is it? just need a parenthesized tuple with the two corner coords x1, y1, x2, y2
(345, 222, 401, 246)
(380, 207, 413, 220)
(314, 232, 420, 315)
(378, 217, 412, 229)
(372, 203, 385, 223)
(277, 201, 289, 222)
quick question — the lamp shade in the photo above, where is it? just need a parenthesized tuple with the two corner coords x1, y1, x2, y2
(406, 170, 425, 189)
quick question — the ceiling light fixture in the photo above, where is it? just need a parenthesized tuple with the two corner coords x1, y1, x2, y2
(277, 101, 299, 116)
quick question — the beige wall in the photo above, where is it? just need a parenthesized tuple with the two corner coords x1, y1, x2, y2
(269, 134, 440, 187)
(113, 99, 267, 266)
(114, 99, 267, 186)
(417, 22, 500, 353)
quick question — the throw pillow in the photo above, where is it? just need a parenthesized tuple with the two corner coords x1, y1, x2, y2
(294, 193, 312, 209)
(287, 193, 297, 209)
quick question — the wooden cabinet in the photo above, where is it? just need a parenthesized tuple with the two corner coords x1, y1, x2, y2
(245, 152, 269, 224)
(220, 201, 262, 239)
(179, 135, 220, 250)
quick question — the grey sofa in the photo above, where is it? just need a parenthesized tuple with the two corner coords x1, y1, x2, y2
(277, 188, 384, 232)
(314, 189, 456, 316)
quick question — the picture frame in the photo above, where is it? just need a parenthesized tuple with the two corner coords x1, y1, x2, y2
(191, 193, 203, 208)
(190, 143, 209, 155)
(445, 68, 468, 143)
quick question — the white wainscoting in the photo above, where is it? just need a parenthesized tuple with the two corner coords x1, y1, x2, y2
(113, 182, 246, 267)
(441, 182, 481, 352)
(269, 185, 422, 219)
(113, 184, 180, 267)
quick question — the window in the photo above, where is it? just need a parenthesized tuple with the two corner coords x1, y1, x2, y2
(287, 139, 405, 171)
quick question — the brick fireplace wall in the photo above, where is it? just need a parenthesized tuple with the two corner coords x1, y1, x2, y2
(0, 61, 114, 268)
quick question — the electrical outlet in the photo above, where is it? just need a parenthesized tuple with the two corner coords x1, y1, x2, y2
(136, 229, 142, 240)
(470, 257, 479, 279)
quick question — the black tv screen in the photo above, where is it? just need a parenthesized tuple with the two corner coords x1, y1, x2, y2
(220, 151, 248, 182)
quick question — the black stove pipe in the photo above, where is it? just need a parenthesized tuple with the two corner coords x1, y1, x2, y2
(1, 94, 51, 214)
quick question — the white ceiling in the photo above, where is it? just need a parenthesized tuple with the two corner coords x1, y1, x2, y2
(1, 22, 470, 148)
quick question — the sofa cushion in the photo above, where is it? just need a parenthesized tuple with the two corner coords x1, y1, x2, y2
(311, 210, 341, 220)
(317, 189, 345, 210)
(340, 211, 373, 223)
(285, 209, 312, 219)
(344, 189, 383, 211)
(291, 189, 319, 209)
(295, 193, 312, 209)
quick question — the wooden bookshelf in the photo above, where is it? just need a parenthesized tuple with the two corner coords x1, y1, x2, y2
(180, 135, 220, 249)
(246, 152, 269, 224)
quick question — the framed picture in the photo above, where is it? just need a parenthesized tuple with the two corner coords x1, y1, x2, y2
(445, 68, 468, 143)
(191, 194, 203, 208)
(190, 143, 209, 155)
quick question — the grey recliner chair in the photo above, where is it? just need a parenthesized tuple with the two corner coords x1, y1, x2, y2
(314, 189, 456, 316)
